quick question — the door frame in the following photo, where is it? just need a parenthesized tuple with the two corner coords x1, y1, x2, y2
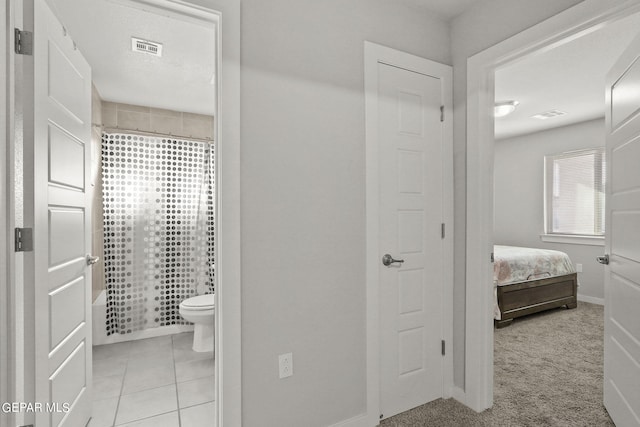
(2, 0, 241, 425)
(363, 41, 453, 427)
(1, 1, 15, 426)
(206, 1, 241, 425)
(465, 0, 640, 412)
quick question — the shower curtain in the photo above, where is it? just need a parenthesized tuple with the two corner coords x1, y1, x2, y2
(101, 133, 215, 335)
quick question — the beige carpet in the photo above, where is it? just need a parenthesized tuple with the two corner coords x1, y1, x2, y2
(381, 302, 614, 426)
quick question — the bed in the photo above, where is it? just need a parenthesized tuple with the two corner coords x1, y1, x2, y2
(493, 245, 577, 328)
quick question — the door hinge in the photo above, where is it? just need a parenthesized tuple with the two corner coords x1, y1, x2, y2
(14, 28, 33, 55)
(15, 228, 34, 252)
(491, 252, 494, 263)
(441, 223, 445, 239)
(441, 340, 446, 356)
(440, 105, 444, 122)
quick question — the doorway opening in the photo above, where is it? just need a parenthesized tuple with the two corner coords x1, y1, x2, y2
(55, 1, 218, 424)
(465, 0, 640, 414)
(5, 0, 241, 426)
(488, 13, 640, 423)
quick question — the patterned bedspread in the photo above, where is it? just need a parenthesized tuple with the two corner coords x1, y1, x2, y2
(493, 245, 575, 320)
(494, 245, 575, 286)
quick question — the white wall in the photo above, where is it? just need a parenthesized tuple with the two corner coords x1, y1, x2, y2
(450, 0, 584, 389)
(240, 0, 450, 425)
(494, 119, 606, 302)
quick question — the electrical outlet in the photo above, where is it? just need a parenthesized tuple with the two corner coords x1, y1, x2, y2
(576, 263, 583, 272)
(279, 353, 293, 379)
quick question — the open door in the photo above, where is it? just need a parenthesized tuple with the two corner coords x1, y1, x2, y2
(22, 0, 93, 425)
(603, 30, 640, 427)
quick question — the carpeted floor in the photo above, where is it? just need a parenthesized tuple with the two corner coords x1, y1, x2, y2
(381, 302, 614, 426)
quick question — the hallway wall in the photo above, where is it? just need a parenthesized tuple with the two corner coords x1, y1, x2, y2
(175, 0, 599, 424)
(239, 0, 450, 425)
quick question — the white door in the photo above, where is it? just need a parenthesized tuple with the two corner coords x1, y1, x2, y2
(378, 62, 444, 419)
(22, 0, 93, 425)
(603, 31, 640, 427)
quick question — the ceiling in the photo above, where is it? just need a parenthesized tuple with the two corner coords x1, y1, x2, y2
(47, 0, 481, 117)
(49, 0, 638, 132)
(400, 0, 481, 20)
(50, 0, 216, 115)
(495, 12, 640, 140)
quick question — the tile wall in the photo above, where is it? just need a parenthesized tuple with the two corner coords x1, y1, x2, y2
(101, 102, 214, 141)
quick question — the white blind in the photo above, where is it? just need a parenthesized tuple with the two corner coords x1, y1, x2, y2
(544, 148, 606, 236)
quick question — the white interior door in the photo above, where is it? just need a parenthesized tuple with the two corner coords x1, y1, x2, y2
(603, 30, 640, 427)
(23, 0, 93, 425)
(378, 62, 444, 419)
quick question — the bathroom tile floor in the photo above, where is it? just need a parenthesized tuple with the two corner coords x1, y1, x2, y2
(89, 332, 215, 427)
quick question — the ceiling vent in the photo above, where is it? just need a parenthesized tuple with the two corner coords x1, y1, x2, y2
(131, 37, 163, 57)
(531, 109, 567, 120)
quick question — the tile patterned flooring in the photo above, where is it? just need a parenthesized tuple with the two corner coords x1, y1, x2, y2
(89, 332, 215, 426)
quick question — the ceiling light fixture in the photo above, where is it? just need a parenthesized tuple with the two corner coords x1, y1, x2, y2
(494, 100, 519, 118)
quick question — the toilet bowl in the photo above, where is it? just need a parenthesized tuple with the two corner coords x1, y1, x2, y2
(179, 294, 214, 352)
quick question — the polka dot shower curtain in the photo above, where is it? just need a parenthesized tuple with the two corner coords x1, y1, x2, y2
(101, 133, 215, 335)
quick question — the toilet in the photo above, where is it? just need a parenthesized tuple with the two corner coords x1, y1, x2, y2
(179, 294, 215, 352)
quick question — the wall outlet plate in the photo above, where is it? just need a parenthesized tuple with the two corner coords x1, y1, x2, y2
(576, 263, 583, 272)
(279, 353, 293, 379)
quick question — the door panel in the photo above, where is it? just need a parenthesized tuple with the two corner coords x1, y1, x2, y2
(378, 62, 444, 419)
(24, 0, 93, 425)
(49, 342, 86, 426)
(604, 30, 640, 427)
(611, 57, 640, 130)
(611, 211, 640, 260)
(50, 277, 86, 349)
(48, 125, 86, 189)
(48, 42, 87, 121)
(611, 136, 640, 193)
(48, 207, 85, 266)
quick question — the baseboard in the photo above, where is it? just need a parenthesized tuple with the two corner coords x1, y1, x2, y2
(327, 413, 370, 427)
(577, 294, 604, 306)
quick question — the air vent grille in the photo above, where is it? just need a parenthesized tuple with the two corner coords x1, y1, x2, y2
(531, 109, 567, 120)
(131, 37, 163, 57)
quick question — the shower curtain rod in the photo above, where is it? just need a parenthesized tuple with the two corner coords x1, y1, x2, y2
(95, 124, 214, 144)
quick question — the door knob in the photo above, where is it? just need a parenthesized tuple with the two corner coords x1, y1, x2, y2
(382, 254, 404, 266)
(86, 255, 100, 266)
(596, 254, 609, 265)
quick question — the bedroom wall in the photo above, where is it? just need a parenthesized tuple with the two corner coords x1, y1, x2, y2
(494, 119, 606, 302)
(450, 0, 585, 390)
(239, 1, 450, 425)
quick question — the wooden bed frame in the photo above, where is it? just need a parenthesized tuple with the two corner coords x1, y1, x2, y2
(495, 272, 578, 328)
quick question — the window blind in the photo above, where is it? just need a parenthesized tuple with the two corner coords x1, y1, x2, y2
(544, 148, 606, 236)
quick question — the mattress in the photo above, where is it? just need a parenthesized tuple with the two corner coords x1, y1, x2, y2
(493, 245, 575, 286)
(493, 245, 575, 320)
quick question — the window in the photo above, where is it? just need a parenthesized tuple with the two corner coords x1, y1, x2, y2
(544, 148, 606, 236)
